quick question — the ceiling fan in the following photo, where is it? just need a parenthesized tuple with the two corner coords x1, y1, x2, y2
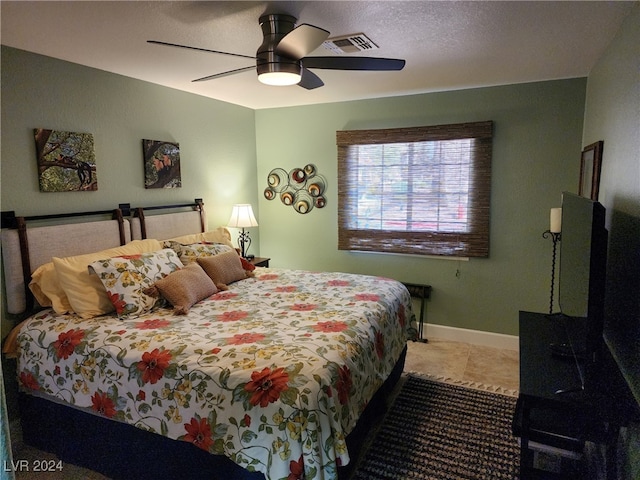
(148, 13, 405, 90)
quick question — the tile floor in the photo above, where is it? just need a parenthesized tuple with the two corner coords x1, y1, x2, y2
(404, 337, 520, 392)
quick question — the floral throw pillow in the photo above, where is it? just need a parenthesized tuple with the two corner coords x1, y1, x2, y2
(88, 248, 184, 318)
(163, 241, 234, 264)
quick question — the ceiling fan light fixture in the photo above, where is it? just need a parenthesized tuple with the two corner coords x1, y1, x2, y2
(150, 12, 405, 90)
(257, 61, 302, 86)
(258, 71, 301, 86)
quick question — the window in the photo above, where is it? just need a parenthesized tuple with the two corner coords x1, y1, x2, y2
(337, 121, 492, 257)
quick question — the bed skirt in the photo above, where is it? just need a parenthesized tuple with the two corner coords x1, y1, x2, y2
(18, 346, 407, 480)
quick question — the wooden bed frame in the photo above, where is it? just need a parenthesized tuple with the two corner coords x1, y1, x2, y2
(1, 200, 406, 480)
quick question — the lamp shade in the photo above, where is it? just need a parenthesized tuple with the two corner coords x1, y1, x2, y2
(227, 204, 258, 228)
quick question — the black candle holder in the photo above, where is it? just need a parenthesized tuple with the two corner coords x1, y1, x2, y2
(542, 230, 561, 314)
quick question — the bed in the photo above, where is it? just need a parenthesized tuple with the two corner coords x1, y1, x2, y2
(1, 200, 415, 480)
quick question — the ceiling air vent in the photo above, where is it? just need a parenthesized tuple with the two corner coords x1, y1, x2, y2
(322, 33, 379, 54)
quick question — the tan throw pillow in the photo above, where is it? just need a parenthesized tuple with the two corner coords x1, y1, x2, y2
(197, 251, 247, 290)
(145, 262, 217, 315)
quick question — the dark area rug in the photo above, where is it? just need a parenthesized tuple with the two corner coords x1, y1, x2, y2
(351, 375, 520, 480)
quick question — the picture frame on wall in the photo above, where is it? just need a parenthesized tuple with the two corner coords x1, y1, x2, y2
(579, 140, 603, 201)
(142, 139, 182, 189)
(34, 128, 98, 192)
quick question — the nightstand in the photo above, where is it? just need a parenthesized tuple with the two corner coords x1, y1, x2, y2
(249, 257, 270, 267)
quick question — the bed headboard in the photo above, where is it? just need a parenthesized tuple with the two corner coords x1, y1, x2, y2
(1, 209, 129, 315)
(1, 199, 214, 316)
(130, 199, 206, 241)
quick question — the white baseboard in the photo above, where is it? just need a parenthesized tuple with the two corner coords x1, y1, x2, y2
(425, 323, 519, 351)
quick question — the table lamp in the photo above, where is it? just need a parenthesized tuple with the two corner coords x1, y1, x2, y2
(227, 204, 259, 258)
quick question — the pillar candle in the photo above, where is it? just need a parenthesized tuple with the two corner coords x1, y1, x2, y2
(550, 208, 562, 233)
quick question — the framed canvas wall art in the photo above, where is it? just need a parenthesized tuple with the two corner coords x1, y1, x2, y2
(34, 129, 97, 192)
(142, 139, 182, 189)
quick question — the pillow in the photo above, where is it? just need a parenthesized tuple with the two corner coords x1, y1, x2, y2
(167, 226, 234, 248)
(163, 241, 234, 264)
(53, 239, 163, 319)
(197, 251, 249, 290)
(29, 262, 73, 313)
(88, 248, 183, 318)
(240, 257, 256, 272)
(144, 262, 217, 315)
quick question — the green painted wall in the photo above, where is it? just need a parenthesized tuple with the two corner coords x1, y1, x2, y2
(583, 5, 639, 218)
(581, 5, 640, 475)
(1, 47, 590, 341)
(1, 47, 258, 220)
(255, 79, 588, 336)
(0, 46, 258, 336)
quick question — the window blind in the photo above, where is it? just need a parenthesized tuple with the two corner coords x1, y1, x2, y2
(337, 121, 492, 257)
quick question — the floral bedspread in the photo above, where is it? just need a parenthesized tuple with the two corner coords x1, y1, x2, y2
(16, 268, 415, 480)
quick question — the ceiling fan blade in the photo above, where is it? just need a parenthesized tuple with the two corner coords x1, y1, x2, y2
(276, 24, 330, 60)
(147, 40, 255, 60)
(192, 65, 255, 83)
(303, 56, 405, 71)
(298, 67, 324, 90)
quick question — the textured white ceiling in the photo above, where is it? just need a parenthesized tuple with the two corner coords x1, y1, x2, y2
(1, 1, 634, 109)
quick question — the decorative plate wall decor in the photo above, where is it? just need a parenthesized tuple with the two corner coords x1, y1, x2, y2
(34, 128, 98, 192)
(264, 164, 327, 214)
(142, 139, 182, 189)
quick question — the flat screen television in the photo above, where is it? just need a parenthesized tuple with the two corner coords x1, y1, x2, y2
(558, 191, 608, 364)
